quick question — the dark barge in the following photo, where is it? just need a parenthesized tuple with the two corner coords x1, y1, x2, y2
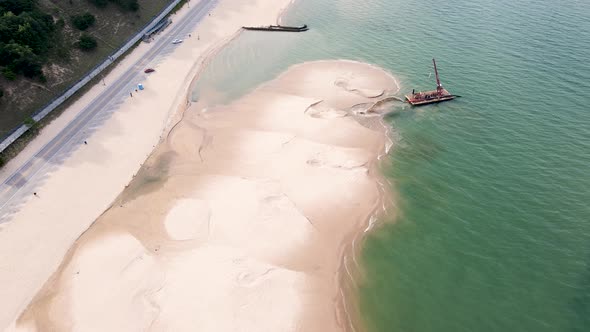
(405, 59, 457, 106)
(242, 24, 308, 32)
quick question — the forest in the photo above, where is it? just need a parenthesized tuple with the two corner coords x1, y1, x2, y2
(0, 0, 140, 81)
(0, 0, 55, 80)
(0, 0, 166, 146)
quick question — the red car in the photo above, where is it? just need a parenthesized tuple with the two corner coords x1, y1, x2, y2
(144, 68, 155, 73)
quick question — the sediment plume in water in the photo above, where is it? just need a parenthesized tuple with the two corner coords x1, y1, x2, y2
(13, 60, 399, 332)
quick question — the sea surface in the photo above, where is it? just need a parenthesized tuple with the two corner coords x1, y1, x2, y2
(191, 0, 590, 331)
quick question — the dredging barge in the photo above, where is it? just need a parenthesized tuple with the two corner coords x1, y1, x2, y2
(242, 24, 308, 32)
(405, 59, 457, 106)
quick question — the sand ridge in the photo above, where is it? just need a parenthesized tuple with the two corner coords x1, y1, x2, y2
(12, 60, 399, 331)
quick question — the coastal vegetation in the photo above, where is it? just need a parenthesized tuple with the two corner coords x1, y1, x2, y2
(89, 0, 140, 12)
(0, 0, 54, 81)
(70, 12, 95, 30)
(0, 0, 170, 146)
(76, 34, 97, 51)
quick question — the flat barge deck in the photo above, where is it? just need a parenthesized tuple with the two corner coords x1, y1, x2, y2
(242, 24, 308, 32)
(405, 88, 456, 106)
(405, 59, 456, 106)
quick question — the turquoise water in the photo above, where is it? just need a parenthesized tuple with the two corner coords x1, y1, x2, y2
(192, 0, 590, 331)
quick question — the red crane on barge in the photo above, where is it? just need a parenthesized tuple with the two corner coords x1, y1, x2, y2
(405, 59, 457, 106)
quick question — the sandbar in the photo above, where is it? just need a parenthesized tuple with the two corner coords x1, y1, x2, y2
(12, 60, 399, 331)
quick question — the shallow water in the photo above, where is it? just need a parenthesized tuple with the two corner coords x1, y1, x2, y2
(192, 0, 590, 330)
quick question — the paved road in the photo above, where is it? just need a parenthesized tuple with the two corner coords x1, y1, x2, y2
(0, 0, 218, 221)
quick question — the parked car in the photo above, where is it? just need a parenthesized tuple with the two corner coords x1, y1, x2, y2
(172, 39, 183, 44)
(144, 68, 155, 73)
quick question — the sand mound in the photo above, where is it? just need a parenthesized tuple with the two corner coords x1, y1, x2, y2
(13, 60, 399, 332)
(165, 198, 211, 241)
(44, 233, 162, 331)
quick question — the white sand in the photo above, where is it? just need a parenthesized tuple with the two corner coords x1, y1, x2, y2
(164, 198, 211, 241)
(0, 0, 294, 329)
(12, 60, 399, 331)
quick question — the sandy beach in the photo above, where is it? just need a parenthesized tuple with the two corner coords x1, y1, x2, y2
(0, 0, 294, 329)
(9, 59, 399, 331)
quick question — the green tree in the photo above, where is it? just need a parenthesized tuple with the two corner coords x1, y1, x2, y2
(23, 115, 39, 133)
(0, 0, 36, 15)
(23, 116, 36, 127)
(88, 0, 139, 12)
(0, 1, 55, 79)
(2, 68, 16, 80)
(71, 12, 95, 31)
(88, 0, 108, 8)
(0, 42, 42, 77)
(124, 0, 139, 12)
(56, 18, 65, 28)
(76, 34, 97, 51)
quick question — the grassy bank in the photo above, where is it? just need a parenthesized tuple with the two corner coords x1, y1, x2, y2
(0, 38, 143, 169)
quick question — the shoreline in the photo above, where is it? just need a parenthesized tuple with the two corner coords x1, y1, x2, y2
(12, 60, 400, 331)
(338, 114, 397, 332)
(340, 136, 397, 332)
